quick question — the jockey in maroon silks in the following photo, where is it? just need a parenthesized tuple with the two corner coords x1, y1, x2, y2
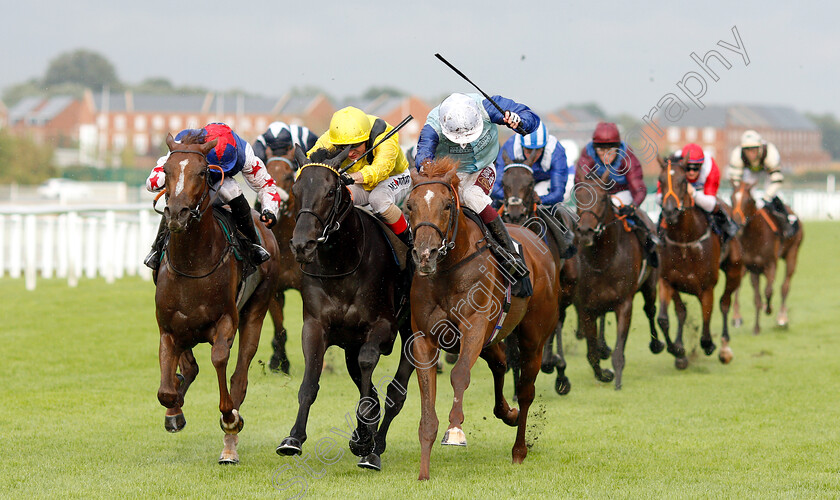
(575, 121, 659, 266)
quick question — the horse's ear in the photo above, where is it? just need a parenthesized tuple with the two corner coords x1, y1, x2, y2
(445, 168, 460, 191)
(410, 168, 421, 185)
(600, 169, 611, 184)
(201, 138, 218, 156)
(502, 148, 511, 165)
(329, 145, 352, 167)
(293, 145, 309, 167)
(657, 156, 667, 169)
(166, 133, 177, 151)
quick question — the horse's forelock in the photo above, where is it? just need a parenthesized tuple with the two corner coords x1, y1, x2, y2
(309, 146, 345, 164)
(420, 157, 460, 180)
(177, 130, 206, 145)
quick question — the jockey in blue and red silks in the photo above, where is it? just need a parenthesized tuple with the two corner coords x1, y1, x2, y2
(414, 92, 539, 297)
(574, 121, 660, 267)
(144, 122, 288, 269)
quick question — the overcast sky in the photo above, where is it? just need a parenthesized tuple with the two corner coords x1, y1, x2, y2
(3, 0, 837, 121)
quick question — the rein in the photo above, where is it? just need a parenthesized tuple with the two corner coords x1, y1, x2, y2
(411, 180, 461, 259)
(295, 163, 354, 244)
(410, 180, 494, 274)
(154, 150, 232, 279)
(733, 183, 778, 233)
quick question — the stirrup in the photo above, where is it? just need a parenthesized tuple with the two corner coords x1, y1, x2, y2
(144, 250, 161, 270)
(251, 244, 270, 264)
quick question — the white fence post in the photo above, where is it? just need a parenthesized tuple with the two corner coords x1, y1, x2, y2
(85, 216, 98, 279)
(42, 217, 55, 279)
(0, 215, 5, 278)
(138, 210, 152, 281)
(25, 214, 36, 290)
(102, 211, 116, 284)
(9, 214, 22, 279)
(57, 214, 68, 279)
(67, 211, 80, 287)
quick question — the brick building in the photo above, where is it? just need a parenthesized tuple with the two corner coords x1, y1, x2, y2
(644, 104, 831, 174)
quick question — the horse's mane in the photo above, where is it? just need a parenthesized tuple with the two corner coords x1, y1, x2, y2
(177, 130, 207, 145)
(419, 157, 460, 180)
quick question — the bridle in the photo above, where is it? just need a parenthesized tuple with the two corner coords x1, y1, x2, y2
(576, 185, 620, 236)
(660, 159, 695, 222)
(732, 182, 777, 232)
(152, 149, 229, 279)
(410, 180, 461, 260)
(502, 164, 537, 221)
(294, 163, 354, 244)
(152, 150, 225, 221)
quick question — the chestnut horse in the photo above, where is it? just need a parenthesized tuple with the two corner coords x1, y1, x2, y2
(499, 162, 580, 395)
(276, 146, 415, 471)
(574, 171, 660, 389)
(656, 157, 742, 369)
(154, 132, 280, 464)
(263, 150, 302, 373)
(730, 182, 804, 334)
(407, 158, 561, 480)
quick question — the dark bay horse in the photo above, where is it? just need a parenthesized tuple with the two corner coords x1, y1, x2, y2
(574, 170, 660, 389)
(155, 132, 280, 464)
(656, 157, 742, 368)
(276, 146, 415, 471)
(263, 150, 302, 373)
(730, 181, 804, 334)
(499, 162, 579, 395)
(407, 158, 561, 480)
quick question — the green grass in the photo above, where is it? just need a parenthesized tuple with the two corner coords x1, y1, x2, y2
(2, 222, 840, 499)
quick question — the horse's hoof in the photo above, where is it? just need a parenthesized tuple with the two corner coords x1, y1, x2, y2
(668, 345, 686, 359)
(349, 435, 375, 457)
(575, 329, 583, 340)
(269, 355, 290, 374)
(276, 437, 303, 456)
(701, 340, 716, 356)
(733, 318, 743, 328)
(218, 456, 239, 465)
(555, 375, 571, 395)
(719, 349, 734, 364)
(164, 412, 186, 433)
(649, 339, 665, 354)
(765, 305, 773, 316)
(541, 362, 554, 374)
(599, 346, 612, 360)
(445, 352, 458, 365)
(220, 410, 244, 434)
(675, 357, 689, 370)
(441, 427, 467, 446)
(776, 319, 789, 329)
(176, 373, 184, 386)
(357, 453, 382, 471)
(597, 369, 614, 383)
(436, 360, 444, 374)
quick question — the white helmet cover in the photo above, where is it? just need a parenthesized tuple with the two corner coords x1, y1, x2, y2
(439, 93, 483, 145)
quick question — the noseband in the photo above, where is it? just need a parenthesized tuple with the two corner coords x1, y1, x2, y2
(295, 164, 353, 244)
(410, 180, 460, 260)
(153, 150, 224, 221)
(660, 159, 695, 225)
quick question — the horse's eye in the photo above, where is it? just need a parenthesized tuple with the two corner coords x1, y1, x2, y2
(405, 203, 413, 212)
(444, 202, 452, 211)
(198, 169, 206, 177)
(326, 188, 336, 198)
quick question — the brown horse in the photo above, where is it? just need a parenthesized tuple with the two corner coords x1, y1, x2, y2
(263, 150, 303, 373)
(407, 158, 561, 480)
(154, 132, 280, 464)
(730, 182, 804, 334)
(574, 171, 660, 389)
(499, 162, 580, 395)
(656, 157, 742, 369)
(276, 146, 414, 472)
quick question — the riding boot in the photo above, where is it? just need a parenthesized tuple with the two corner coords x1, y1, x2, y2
(712, 206, 739, 243)
(486, 217, 532, 298)
(770, 196, 797, 239)
(396, 227, 413, 248)
(229, 194, 270, 264)
(628, 212, 659, 268)
(143, 216, 169, 270)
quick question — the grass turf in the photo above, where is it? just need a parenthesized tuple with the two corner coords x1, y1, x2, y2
(1, 222, 839, 498)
